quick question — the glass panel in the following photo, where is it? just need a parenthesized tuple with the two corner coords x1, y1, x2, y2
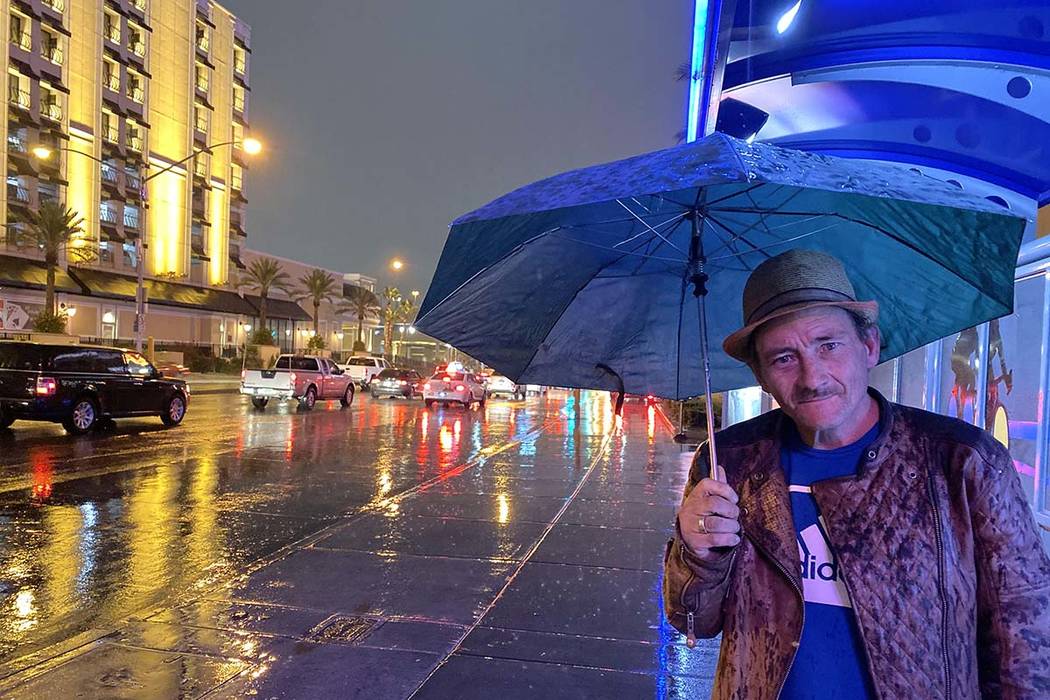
(869, 358, 897, 401)
(896, 345, 927, 409)
(943, 327, 983, 424)
(124, 352, 152, 376)
(991, 275, 1044, 507)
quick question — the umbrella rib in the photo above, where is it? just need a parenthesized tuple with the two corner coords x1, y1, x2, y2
(706, 220, 842, 262)
(614, 212, 688, 249)
(704, 214, 775, 263)
(701, 216, 757, 271)
(702, 183, 764, 208)
(550, 232, 686, 263)
(616, 199, 687, 255)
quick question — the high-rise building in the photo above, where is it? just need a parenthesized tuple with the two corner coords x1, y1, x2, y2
(0, 0, 261, 349)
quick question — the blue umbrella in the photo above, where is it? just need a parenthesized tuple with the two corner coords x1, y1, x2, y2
(417, 133, 1025, 457)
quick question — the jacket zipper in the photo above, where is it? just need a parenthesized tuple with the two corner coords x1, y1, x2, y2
(750, 540, 804, 700)
(926, 471, 952, 699)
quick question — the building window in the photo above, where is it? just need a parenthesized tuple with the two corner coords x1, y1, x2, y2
(101, 159, 119, 184)
(99, 241, 113, 263)
(7, 126, 28, 154)
(131, 0, 146, 12)
(233, 85, 245, 112)
(122, 242, 137, 268)
(128, 23, 145, 56)
(127, 70, 144, 103)
(100, 201, 118, 224)
(38, 181, 59, 204)
(194, 152, 209, 178)
(126, 120, 143, 152)
(103, 58, 120, 92)
(101, 110, 119, 142)
(10, 12, 31, 52)
(231, 163, 243, 190)
(232, 121, 245, 148)
(194, 63, 209, 93)
(8, 70, 30, 110)
(124, 204, 140, 230)
(194, 103, 208, 133)
(40, 84, 62, 122)
(125, 165, 142, 194)
(195, 22, 209, 53)
(103, 10, 121, 44)
(7, 176, 30, 204)
(42, 29, 62, 64)
(233, 45, 247, 74)
(41, 0, 64, 12)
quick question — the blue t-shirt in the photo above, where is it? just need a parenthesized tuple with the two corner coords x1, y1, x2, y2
(779, 421, 879, 700)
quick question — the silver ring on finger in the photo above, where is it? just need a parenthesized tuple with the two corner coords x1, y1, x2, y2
(698, 515, 708, 534)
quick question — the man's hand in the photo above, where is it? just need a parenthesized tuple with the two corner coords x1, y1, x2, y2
(677, 465, 741, 562)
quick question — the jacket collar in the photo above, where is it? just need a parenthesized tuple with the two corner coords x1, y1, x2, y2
(734, 388, 900, 583)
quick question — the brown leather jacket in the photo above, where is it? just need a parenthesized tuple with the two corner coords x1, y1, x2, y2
(664, 390, 1050, 699)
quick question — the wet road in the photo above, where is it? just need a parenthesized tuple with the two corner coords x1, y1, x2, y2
(0, 390, 717, 698)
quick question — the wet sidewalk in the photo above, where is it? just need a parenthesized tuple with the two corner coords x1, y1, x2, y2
(0, 398, 719, 699)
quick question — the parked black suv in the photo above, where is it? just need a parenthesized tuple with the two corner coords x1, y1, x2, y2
(0, 341, 189, 434)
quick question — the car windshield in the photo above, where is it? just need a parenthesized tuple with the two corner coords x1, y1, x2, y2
(376, 369, 411, 379)
(347, 358, 376, 366)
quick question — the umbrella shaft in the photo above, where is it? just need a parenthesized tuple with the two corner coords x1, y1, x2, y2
(697, 293, 720, 481)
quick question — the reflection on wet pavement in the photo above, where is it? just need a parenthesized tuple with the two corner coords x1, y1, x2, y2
(0, 391, 717, 697)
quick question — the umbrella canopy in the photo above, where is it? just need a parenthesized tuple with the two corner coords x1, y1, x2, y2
(417, 133, 1026, 400)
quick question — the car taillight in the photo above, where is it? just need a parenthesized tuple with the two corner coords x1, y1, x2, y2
(455, 384, 465, 392)
(35, 376, 57, 396)
(241, 369, 246, 380)
(443, 376, 451, 382)
(399, 380, 408, 385)
(290, 372, 297, 383)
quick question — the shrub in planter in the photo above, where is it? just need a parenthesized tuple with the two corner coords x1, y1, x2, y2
(33, 310, 67, 333)
(250, 327, 276, 346)
(306, 334, 326, 352)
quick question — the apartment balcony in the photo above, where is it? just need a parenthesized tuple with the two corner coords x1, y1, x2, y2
(41, 102, 62, 123)
(104, 23, 121, 45)
(233, 94, 245, 113)
(196, 31, 209, 54)
(128, 38, 145, 58)
(127, 134, 143, 152)
(43, 44, 63, 65)
(103, 72, 120, 93)
(39, 185, 59, 205)
(9, 86, 31, 111)
(99, 205, 119, 225)
(100, 162, 119, 186)
(102, 124, 119, 143)
(125, 169, 142, 192)
(10, 29, 31, 52)
(7, 183, 30, 205)
(42, 0, 65, 12)
(195, 75, 210, 94)
(128, 86, 144, 104)
(131, 0, 147, 12)
(7, 134, 27, 155)
(234, 57, 246, 75)
(123, 209, 140, 231)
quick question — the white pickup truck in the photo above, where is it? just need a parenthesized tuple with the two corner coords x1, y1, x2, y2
(339, 356, 390, 388)
(241, 354, 355, 410)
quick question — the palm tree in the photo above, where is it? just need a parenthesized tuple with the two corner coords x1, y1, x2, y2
(341, 285, 381, 349)
(380, 286, 402, 361)
(297, 269, 340, 336)
(15, 201, 92, 318)
(236, 257, 292, 333)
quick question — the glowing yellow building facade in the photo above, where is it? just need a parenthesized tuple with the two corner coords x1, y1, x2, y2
(0, 0, 260, 349)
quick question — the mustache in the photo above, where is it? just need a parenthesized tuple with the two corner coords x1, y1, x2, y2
(794, 388, 839, 403)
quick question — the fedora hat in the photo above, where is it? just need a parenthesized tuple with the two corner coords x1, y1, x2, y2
(722, 249, 879, 362)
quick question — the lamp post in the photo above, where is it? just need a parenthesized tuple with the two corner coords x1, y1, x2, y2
(33, 137, 262, 351)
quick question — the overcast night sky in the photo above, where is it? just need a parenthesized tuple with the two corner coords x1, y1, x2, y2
(218, 1, 694, 295)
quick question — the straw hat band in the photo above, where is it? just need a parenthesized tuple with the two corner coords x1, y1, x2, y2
(745, 287, 857, 326)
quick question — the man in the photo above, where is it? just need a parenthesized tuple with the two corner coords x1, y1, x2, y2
(663, 249, 1050, 699)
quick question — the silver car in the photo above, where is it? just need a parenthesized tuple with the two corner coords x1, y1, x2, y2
(423, 370, 486, 408)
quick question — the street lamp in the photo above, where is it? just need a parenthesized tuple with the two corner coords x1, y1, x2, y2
(33, 137, 263, 352)
(390, 258, 404, 271)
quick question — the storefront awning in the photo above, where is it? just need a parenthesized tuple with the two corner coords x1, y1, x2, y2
(0, 254, 82, 293)
(244, 295, 312, 322)
(68, 267, 258, 315)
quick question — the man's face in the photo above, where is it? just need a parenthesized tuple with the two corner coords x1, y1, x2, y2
(751, 306, 880, 438)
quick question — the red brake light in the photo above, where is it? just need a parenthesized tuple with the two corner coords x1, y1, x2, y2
(455, 384, 465, 392)
(443, 376, 451, 382)
(399, 380, 408, 385)
(35, 376, 57, 396)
